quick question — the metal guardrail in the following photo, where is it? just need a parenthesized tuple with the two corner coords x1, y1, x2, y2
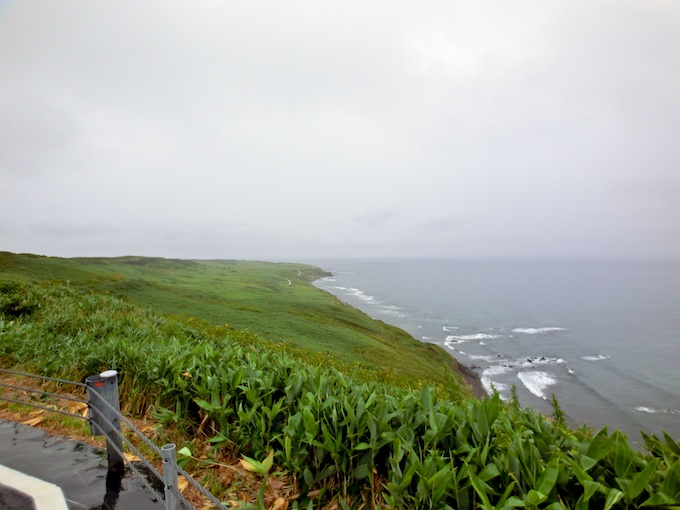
(0, 368, 228, 510)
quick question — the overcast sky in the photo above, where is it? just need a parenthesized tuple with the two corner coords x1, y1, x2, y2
(1, 1, 679, 261)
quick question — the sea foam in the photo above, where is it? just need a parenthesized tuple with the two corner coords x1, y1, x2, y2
(582, 355, 610, 361)
(466, 354, 504, 362)
(446, 333, 501, 342)
(518, 371, 557, 400)
(635, 407, 680, 415)
(512, 327, 566, 335)
(481, 365, 512, 396)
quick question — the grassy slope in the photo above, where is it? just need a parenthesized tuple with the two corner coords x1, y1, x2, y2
(0, 251, 468, 395)
(4, 252, 680, 509)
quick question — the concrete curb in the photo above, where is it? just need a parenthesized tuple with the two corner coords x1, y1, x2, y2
(0, 464, 68, 510)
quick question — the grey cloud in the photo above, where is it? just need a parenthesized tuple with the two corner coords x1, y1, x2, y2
(353, 210, 401, 227)
(1, 1, 679, 261)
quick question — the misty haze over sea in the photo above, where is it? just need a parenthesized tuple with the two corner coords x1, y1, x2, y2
(313, 259, 680, 443)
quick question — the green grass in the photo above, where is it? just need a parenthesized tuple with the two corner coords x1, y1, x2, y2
(2, 280, 680, 509)
(0, 252, 468, 396)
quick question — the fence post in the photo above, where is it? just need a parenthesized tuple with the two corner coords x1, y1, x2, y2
(86, 370, 124, 472)
(162, 443, 180, 510)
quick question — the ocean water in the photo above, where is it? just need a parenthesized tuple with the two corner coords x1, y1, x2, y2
(312, 259, 680, 443)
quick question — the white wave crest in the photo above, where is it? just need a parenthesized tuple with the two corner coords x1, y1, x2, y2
(512, 327, 566, 335)
(518, 371, 557, 400)
(443, 326, 459, 331)
(635, 407, 680, 415)
(481, 365, 512, 396)
(515, 356, 566, 368)
(582, 355, 610, 361)
(467, 354, 504, 362)
(447, 333, 501, 342)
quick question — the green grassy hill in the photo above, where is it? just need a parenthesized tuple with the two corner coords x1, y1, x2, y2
(2, 251, 679, 509)
(0, 251, 469, 396)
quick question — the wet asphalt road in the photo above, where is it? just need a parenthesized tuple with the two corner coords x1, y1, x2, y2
(0, 419, 165, 509)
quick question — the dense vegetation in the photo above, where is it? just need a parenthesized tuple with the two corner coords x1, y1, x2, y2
(1, 252, 680, 509)
(0, 252, 468, 395)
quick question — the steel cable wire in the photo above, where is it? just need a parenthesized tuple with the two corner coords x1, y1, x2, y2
(0, 381, 88, 404)
(177, 464, 229, 510)
(89, 386, 229, 508)
(88, 406, 169, 506)
(0, 395, 87, 421)
(0, 368, 87, 388)
(87, 389, 165, 458)
(0, 368, 227, 509)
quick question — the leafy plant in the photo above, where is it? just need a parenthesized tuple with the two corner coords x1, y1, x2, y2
(2, 270, 680, 508)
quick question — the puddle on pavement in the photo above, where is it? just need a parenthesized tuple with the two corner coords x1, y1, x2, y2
(0, 419, 165, 509)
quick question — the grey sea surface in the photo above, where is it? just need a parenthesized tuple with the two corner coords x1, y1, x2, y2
(311, 259, 680, 444)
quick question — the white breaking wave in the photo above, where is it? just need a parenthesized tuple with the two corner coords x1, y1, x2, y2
(383, 304, 404, 311)
(333, 286, 409, 318)
(515, 356, 566, 368)
(334, 286, 376, 303)
(481, 365, 512, 396)
(635, 407, 680, 415)
(446, 333, 501, 342)
(466, 354, 503, 362)
(351, 288, 376, 302)
(582, 354, 610, 361)
(380, 309, 407, 318)
(443, 326, 459, 331)
(518, 371, 557, 400)
(512, 327, 567, 335)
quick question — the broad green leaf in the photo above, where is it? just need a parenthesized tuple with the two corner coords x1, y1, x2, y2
(665, 432, 680, 456)
(626, 458, 657, 500)
(640, 491, 676, 507)
(303, 467, 314, 487)
(503, 496, 526, 508)
(568, 458, 593, 485)
(261, 450, 275, 474)
(428, 463, 452, 487)
(240, 455, 263, 473)
(663, 459, 680, 499)
(486, 393, 501, 427)
(580, 455, 597, 471)
(314, 464, 336, 483)
(536, 458, 560, 497)
(525, 490, 547, 506)
(478, 463, 500, 483)
(603, 488, 624, 510)
(177, 446, 192, 458)
(494, 481, 517, 510)
(581, 480, 600, 503)
(353, 462, 369, 480)
(614, 432, 635, 479)
(393, 456, 420, 491)
(468, 469, 492, 509)
(193, 398, 215, 412)
(587, 428, 616, 462)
